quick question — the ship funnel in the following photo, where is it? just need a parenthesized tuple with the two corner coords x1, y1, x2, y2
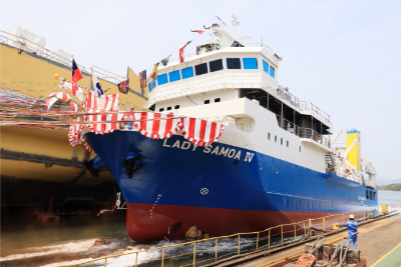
(346, 129, 361, 171)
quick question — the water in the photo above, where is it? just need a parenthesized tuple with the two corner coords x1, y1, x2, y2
(378, 190, 401, 205)
(2, 191, 401, 267)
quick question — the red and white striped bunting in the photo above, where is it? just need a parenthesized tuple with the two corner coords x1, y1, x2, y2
(46, 92, 78, 111)
(68, 119, 83, 146)
(181, 117, 224, 146)
(85, 109, 125, 134)
(134, 112, 183, 139)
(83, 140, 94, 153)
(84, 92, 122, 135)
(69, 91, 225, 151)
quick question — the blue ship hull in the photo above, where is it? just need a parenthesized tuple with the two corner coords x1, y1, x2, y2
(85, 130, 378, 242)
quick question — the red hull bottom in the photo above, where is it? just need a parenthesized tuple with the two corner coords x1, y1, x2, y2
(126, 203, 347, 242)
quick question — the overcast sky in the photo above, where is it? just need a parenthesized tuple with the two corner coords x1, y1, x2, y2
(1, 0, 400, 181)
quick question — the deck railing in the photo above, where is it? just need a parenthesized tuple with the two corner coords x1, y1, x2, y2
(267, 86, 331, 125)
(56, 207, 387, 267)
(276, 114, 330, 147)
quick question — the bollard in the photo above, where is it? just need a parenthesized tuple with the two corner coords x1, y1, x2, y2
(135, 252, 138, 267)
(104, 258, 107, 267)
(268, 228, 271, 248)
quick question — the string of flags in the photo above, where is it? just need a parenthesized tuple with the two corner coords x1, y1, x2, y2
(2, 25, 214, 134)
(1, 85, 225, 150)
(61, 26, 209, 99)
(139, 27, 207, 89)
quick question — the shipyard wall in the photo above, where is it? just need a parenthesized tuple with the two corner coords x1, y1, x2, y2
(0, 43, 147, 217)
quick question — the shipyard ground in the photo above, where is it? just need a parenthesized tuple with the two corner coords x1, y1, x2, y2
(213, 213, 401, 267)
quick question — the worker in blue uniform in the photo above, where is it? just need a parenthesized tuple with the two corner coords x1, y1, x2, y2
(344, 214, 358, 249)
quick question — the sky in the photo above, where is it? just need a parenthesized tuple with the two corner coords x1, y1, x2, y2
(1, 0, 400, 181)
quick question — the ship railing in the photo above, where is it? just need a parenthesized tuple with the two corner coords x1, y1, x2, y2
(265, 86, 331, 126)
(276, 114, 330, 147)
(55, 207, 382, 267)
(299, 101, 331, 125)
(275, 86, 301, 108)
(0, 30, 124, 84)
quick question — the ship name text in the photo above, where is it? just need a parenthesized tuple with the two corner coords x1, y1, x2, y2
(162, 139, 254, 162)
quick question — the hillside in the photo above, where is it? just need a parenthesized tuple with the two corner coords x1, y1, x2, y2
(376, 183, 401, 191)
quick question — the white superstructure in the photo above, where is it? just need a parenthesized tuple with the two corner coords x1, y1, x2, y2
(142, 18, 374, 185)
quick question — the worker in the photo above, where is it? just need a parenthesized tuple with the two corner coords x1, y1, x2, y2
(344, 214, 358, 249)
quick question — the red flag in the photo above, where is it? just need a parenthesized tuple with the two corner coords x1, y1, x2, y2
(191, 30, 204, 35)
(179, 47, 185, 63)
(179, 40, 192, 63)
(71, 58, 83, 96)
(150, 63, 159, 80)
(139, 70, 147, 89)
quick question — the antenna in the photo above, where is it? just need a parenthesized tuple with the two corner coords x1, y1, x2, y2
(216, 16, 227, 26)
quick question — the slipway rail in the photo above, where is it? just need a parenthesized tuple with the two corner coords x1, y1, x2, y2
(54, 206, 401, 267)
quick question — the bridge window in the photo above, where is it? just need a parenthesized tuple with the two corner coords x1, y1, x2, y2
(366, 190, 369, 199)
(373, 192, 376, 200)
(270, 66, 275, 77)
(159, 108, 164, 112)
(274, 135, 277, 142)
(369, 191, 373, 200)
(169, 70, 181, 82)
(181, 66, 194, 79)
(209, 59, 223, 72)
(175, 105, 180, 109)
(299, 146, 302, 152)
(286, 141, 289, 147)
(204, 100, 210, 104)
(195, 63, 208, 76)
(280, 138, 283, 145)
(263, 60, 269, 73)
(214, 98, 221, 103)
(268, 133, 271, 140)
(148, 80, 157, 92)
(167, 107, 172, 111)
(226, 58, 241, 69)
(243, 58, 258, 69)
(157, 74, 168, 85)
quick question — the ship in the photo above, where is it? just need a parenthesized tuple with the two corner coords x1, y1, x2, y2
(73, 16, 378, 242)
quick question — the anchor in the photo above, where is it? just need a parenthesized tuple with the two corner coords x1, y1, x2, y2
(83, 156, 107, 178)
(121, 152, 146, 179)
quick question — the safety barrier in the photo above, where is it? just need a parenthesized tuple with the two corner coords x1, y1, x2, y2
(56, 207, 385, 267)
